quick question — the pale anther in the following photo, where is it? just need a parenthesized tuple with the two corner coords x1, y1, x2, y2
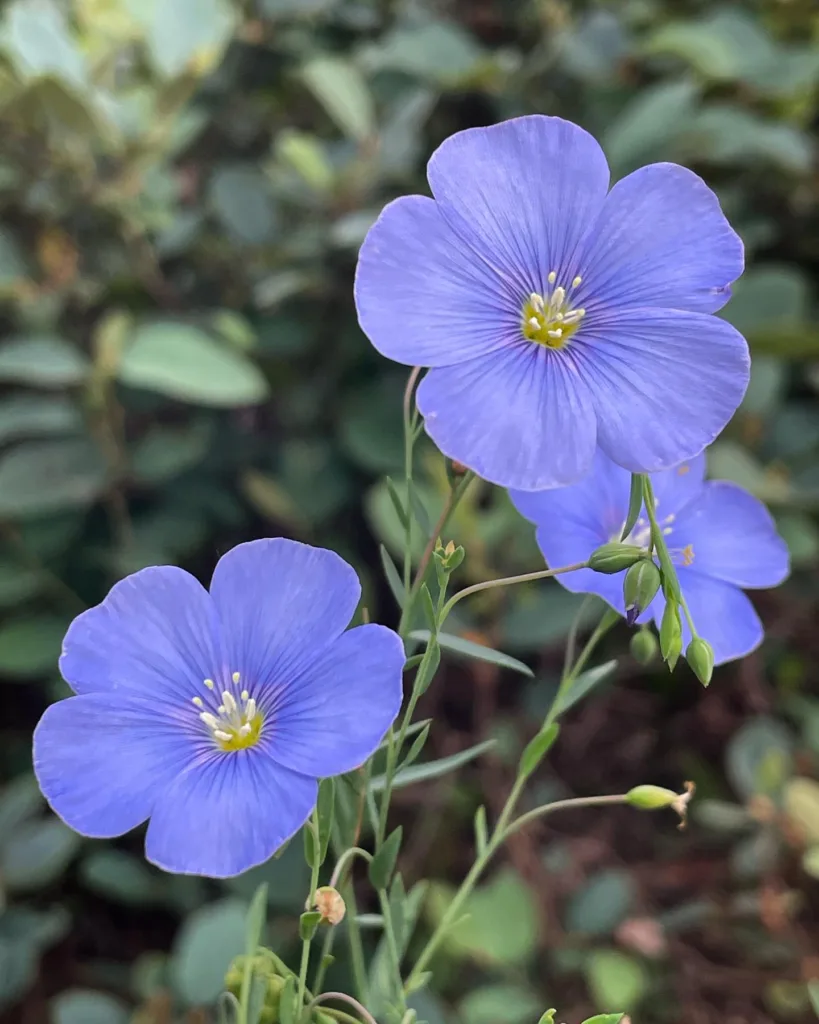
(200, 712, 219, 729)
(214, 729, 232, 742)
(232, 671, 241, 684)
(571, 275, 582, 288)
(547, 270, 557, 284)
(547, 328, 563, 339)
(245, 698, 257, 720)
(222, 691, 237, 713)
(192, 696, 204, 708)
(239, 724, 252, 737)
(241, 689, 249, 701)
(204, 678, 215, 689)
(218, 705, 227, 714)
(528, 317, 540, 329)
(552, 286, 565, 307)
(529, 292, 544, 313)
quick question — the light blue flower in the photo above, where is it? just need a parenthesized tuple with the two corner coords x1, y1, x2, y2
(355, 115, 749, 491)
(33, 540, 404, 877)
(511, 451, 789, 664)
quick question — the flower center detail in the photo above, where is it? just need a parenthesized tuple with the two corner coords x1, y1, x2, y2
(191, 671, 263, 752)
(521, 271, 586, 350)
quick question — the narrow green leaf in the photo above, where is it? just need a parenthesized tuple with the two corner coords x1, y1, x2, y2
(303, 822, 317, 867)
(385, 477, 409, 531)
(370, 739, 495, 792)
(474, 805, 488, 855)
(580, 1016, 624, 1024)
(407, 480, 431, 537)
(299, 910, 322, 942)
(380, 545, 406, 609)
(379, 719, 430, 753)
(316, 778, 335, 865)
(553, 660, 618, 716)
(248, 974, 268, 1024)
(369, 826, 403, 890)
(405, 971, 432, 996)
(537, 1012, 556, 1024)
(620, 473, 643, 540)
(245, 883, 268, 955)
(278, 975, 297, 1024)
(518, 724, 560, 781)
(414, 638, 441, 697)
(403, 654, 424, 671)
(419, 585, 438, 634)
(401, 723, 430, 770)
(410, 630, 533, 677)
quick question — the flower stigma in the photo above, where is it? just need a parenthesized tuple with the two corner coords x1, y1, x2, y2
(192, 672, 263, 752)
(521, 272, 585, 350)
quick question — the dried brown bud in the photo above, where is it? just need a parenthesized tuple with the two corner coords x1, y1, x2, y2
(313, 886, 346, 925)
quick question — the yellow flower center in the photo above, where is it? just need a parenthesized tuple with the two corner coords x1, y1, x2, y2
(191, 671, 263, 752)
(521, 271, 586, 350)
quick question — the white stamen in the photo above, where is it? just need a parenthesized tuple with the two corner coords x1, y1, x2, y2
(547, 270, 557, 284)
(203, 678, 215, 690)
(529, 292, 544, 313)
(528, 316, 540, 329)
(192, 696, 204, 708)
(547, 328, 563, 339)
(214, 729, 232, 742)
(571, 275, 582, 288)
(239, 723, 252, 737)
(245, 698, 257, 720)
(218, 705, 227, 714)
(241, 689, 249, 701)
(551, 286, 565, 308)
(222, 691, 238, 713)
(232, 671, 241, 684)
(663, 527, 673, 535)
(200, 712, 219, 729)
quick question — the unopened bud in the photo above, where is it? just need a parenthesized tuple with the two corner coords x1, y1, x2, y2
(626, 781, 694, 829)
(630, 629, 658, 665)
(588, 542, 646, 574)
(623, 560, 661, 625)
(659, 599, 682, 670)
(434, 540, 465, 574)
(686, 637, 714, 687)
(313, 885, 345, 925)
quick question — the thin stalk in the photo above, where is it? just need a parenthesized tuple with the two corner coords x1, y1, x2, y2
(341, 881, 369, 1004)
(401, 368, 421, 597)
(297, 821, 322, 1016)
(497, 793, 628, 843)
(543, 608, 620, 732)
(562, 595, 593, 678)
(308, 993, 379, 1024)
(440, 562, 589, 622)
(379, 889, 405, 1014)
(641, 476, 699, 637)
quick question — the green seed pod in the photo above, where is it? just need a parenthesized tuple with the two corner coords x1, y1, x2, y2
(623, 560, 661, 625)
(587, 542, 646, 574)
(659, 599, 682, 670)
(626, 785, 678, 810)
(686, 637, 715, 687)
(630, 629, 659, 665)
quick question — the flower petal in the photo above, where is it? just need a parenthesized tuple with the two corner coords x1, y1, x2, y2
(59, 566, 222, 700)
(33, 693, 192, 838)
(265, 625, 403, 778)
(649, 454, 706, 518)
(664, 573, 764, 665)
(428, 116, 610, 292)
(581, 164, 743, 314)
(669, 482, 790, 589)
(209, 539, 361, 694)
(355, 195, 520, 368)
(145, 750, 316, 877)
(417, 343, 597, 490)
(577, 308, 750, 472)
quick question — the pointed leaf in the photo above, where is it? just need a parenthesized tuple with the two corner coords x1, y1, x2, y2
(369, 826, 402, 890)
(620, 473, 643, 540)
(380, 545, 406, 609)
(401, 724, 430, 770)
(473, 805, 488, 855)
(410, 630, 533, 677)
(245, 883, 268, 955)
(420, 585, 438, 633)
(370, 739, 495, 792)
(517, 724, 559, 781)
(299, 910, 322, 942)
(414, 638, 441, 697)
(553, 660, 618, 716)
(385, 477, 409, 531)
(316, 778, 335, 865)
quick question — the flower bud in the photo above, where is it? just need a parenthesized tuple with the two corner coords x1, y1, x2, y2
(313, 885, 346, 925)
(630, 629, 658, 665)
(623, 560, 661, 625)
(686, 637, 714, 687)
(659, 599, 682, 670)
(588, 543, 646, 574)
(627, 781, 695, 829)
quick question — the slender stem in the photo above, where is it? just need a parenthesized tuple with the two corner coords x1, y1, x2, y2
(308, 992, 379, 1024)
(329, 847, 372, 888)
(641, 476, 699, 638)
(440, 562, 589, 622)
(379, 889, 405, 1013)
(543, 608, 619, 732)
(297, 821, 322, 1016)
(376, 731, 396, 847)
(399, 470, 476, 635)
(401, 368, 421, 597)
(497, 793, 629, 843)
(562, 595, 593, 678)
(342, 880, 369, 1004)
(318, 1008, 368, 1024)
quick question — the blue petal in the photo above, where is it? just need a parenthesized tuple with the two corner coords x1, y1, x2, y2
(145, 750, 316, 877)
(581, 163, 743, 314)
(355, 196, 521, 368)
(266, 625, 404, 778)
(576, 308, 750, 472)
(209, 539, 361, 695)
(649, 454, 706, 518)
(33, 693, 193, 838)
(428, 116, 610, 293)
(417, 342, 597, 490)
(661, 574, 764, 665)
(60, 566, 222, 700)
(668, 482, 790, 589)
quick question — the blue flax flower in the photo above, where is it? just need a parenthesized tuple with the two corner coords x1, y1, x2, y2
(355, 115, 749, 491)
(510, 451, 789, 664)
(33, 540, 404, 877)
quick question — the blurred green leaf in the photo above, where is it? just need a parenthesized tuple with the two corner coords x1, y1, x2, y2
(566, 870, 636, 937)
(80, 850, 165, 906)
(172, 898, 247, 1005)
(359, 22, 484, 86)
(605, 79, 699, 172)
(0, 615, 67, 677)
(51, 989, 130, 1024)
(1, 818, 81, 891)
(2, 0, 87, 87)
(0, 336, 89, 387)
(119, 323, 269, 407)
(784, 777, 819, 845)
(300, 56, 375, 142)
(459, 985, 543, 1024)
(146, 0, 235, 77)
(0, 229, 26, 286)
(585, 950, 648, 1012)
(0, 437, 107, 517)
(0, 561, 42, 607)
(209, 166, 278, 246)
(726, 716, 794, 801)
(553, 660, 617, 716)
(0, 394, 82, 444)
(0, 775, 42, 832)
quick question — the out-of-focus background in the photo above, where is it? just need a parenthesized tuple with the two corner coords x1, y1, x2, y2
(1, 0, 819, 1021)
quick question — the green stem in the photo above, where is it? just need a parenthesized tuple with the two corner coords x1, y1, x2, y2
(379, 889, 405, 1013)
(401, 367, 421, 598)
(297, 821, 322, 1017)
(440, 562, 589, 622)
(497, 793, 629, 843)
(543, 607, 620, 732)
(342, 881, 369, 1004)
(308, 992, 379, 1024)
(641, 476, 699, 638)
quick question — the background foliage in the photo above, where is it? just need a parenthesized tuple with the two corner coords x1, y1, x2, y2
(1, 0, 819, 1021)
